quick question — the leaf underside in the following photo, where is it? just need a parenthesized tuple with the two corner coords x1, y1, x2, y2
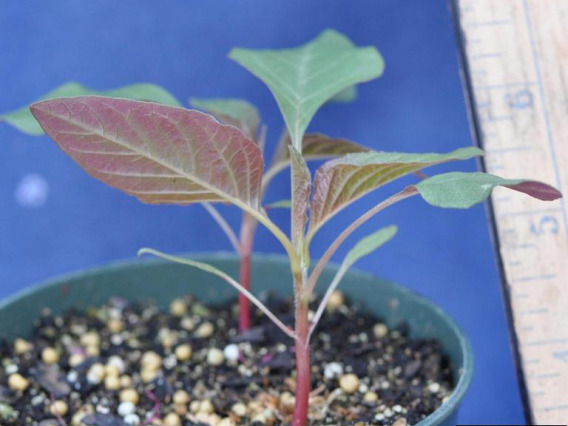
(30, 96, 264, 210)
(309, 147, 484, 234)
(415, 172, 562, 208)
(229, 29, 384, 148)
(1, 82, 181, 135)
(190, 97, 260, 141)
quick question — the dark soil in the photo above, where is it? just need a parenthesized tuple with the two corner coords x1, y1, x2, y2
(0, 293, 454, 425)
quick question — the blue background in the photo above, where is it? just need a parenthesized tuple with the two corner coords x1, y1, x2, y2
(0, 1, 524, 423)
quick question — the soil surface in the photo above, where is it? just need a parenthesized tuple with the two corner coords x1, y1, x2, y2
(0, 292, 455, 425)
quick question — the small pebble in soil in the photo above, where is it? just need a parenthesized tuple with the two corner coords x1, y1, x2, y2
(224, 343, 240, 361)
(163, 412, 182, 426)
(207, 347, 225, 366)
(41, 347, 59, 364)
(374, 322, 389, 338)
(173, 389, 190, 405)
(195, 321, 215, 338)
(231, 402, 248, 417)
(8, 373, 29, 391)
(14, 338, 33, 355)
(326, 290, 345, 311)
(123, 413, 140, 425)
(119, 388, 139, 404)
(174, 343, 192, 361)
(324, 361, 344, 379)
(140, 351, 162, 371)
(117, 401, 136, 416)
(364, 391, 379, 402)
(49, 400, 68, 416)
(0, 293, 455, 425)
(339, 373, 360, 394)
(169, 298, 187, 317)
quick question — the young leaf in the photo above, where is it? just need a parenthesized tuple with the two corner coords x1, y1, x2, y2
(229, 29, 384, 149)
(138, 248, 297, 340)
(415, 172, 562, 208)
(344, 225, 398, 267)
(289, 146, 311, 248)
(309, 147, 483, 236)
(190, 97, 260, 140)
(1, 82, 180, 136)
(309, 225, 397, 337)
(30, 96, 263, 209)
(264, 133, 368, 187)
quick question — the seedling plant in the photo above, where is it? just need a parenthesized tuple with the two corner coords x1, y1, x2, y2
(3, 30, 561, 426)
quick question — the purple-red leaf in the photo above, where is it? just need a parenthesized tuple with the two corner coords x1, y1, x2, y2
(30, 97, 264, 210)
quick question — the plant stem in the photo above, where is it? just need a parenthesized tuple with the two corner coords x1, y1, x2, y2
(292, 274, 311, 426)
(238, 212, 257, 332)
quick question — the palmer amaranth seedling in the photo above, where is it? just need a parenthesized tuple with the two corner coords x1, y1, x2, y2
(4, 30, 561, 426)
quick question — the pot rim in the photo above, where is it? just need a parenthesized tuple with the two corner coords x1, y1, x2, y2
(0, 251, 473, 425)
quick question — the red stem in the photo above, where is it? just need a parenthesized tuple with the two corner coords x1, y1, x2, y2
(292, 280, 311, 426)
(238, 213, 257, 332)
(238, 250, 252, 331)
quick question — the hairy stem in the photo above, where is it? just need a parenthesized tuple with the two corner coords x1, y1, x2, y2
(292, 273, 311, 426)
(306, 187, 417, 294)
(238, 212, 257, 332)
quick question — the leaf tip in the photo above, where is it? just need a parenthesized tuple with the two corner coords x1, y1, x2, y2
(506, 181, 563, 201)
(137, 248, 150, 257)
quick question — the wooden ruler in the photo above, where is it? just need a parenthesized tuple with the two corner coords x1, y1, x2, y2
(451, 1, 568, 424)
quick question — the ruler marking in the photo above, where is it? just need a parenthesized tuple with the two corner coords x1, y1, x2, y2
(521, 0, 568, 241)
(496, 208, 562, 218)
(523, 338, 568, 348)
(510, 274, 557, 284)
(527, 372, 560, 380)
(519, 308, 550, 316)
(466, 19, 513, 27)
(535, 404, 568, 412)
(474, 81, 537, 90)
(472, 52, 503, 59)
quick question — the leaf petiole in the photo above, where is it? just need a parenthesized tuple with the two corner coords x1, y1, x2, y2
(138, 248, 298, 341)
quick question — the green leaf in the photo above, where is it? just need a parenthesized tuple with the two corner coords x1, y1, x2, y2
(328, 85, 357, 103)
(30, 96, 264, 210)
(229, 29, 384, 149)
(190, 97, 260, 140)
(1, 82, 181, 136)
(309, 147, 484, 236)
(415, 172, 562, 208)
(344, 225, 398, 267)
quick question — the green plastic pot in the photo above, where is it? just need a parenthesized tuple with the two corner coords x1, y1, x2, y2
(0, 253, 473, 426)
